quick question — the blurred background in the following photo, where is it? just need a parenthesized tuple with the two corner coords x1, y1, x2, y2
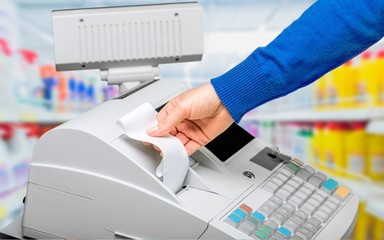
(0, 0, 383, 239)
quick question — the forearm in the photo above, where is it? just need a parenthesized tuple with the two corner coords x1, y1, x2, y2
(211, 0, 384, 122)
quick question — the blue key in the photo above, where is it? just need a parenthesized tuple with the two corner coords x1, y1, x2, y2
(322, 178, 339, 192)
(252, 211, 266, 221)
(234, 209, 247, 219)
(278, 227, 292, 237)
(228, 214, 242, 224)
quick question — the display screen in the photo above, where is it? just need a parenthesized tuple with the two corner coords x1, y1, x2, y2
(205, 123, 254, 162)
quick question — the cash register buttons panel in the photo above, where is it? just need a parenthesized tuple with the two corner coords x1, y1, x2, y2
(224, 162, 351, 240)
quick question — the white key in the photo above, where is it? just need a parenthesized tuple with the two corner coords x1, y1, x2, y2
(316, 190, 328, 199)
(295, 191, 308, 201)
(284, 219, 300, 232)
(323, 201, 337, 211)
(284, 203, 296, 213)
(328, 196, 341, 206)
(258, 204, 275, 217)
(276, 173, 289, 182)
(304, 183, 316, 192)
(290, 214, 306, 226)
(318, 205, 332, 216)
(295, 232, 309, 240)
(306, 198, 321, 208)
(313, 210, 329, 223)
(271, 211, 287, 225)
(270, 196, 284, 207)
(299, 187, 313, 197)
(264, 181, 279, 193)
(301, 203, 317, 216)
(271, 177, 284, 187)
(295, 210, 309, 220)
(286, 180, 300, 190)
(276, 188, 291, 201)
(238, 221, 257, 235)
(289, 196, 304, 208)
(292, 176, 304, 185)
(282, 184, 295, 194)
(311, 194, 325, 203)
(280, 168, 293, 178)
(304, 166, 316, 174)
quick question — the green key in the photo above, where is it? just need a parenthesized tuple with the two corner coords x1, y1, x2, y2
(259, 225, 274, 235)
(254, 229, 268, 240)
(287, 162, 300, 173)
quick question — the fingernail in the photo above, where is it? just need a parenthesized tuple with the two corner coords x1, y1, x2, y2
(147, 125, 158, 133)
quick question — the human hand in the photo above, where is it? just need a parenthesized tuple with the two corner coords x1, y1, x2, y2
(147, 83, 234, 155)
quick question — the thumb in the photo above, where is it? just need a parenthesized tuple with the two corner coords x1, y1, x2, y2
(147, 101, 187, 137)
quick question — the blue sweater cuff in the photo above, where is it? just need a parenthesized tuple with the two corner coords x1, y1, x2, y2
(211, 55, 274, 123)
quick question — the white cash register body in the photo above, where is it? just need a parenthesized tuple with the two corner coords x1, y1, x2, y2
(21, 2, 358, 239)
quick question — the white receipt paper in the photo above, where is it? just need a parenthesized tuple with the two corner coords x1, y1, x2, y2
(117, 103, 189, 193)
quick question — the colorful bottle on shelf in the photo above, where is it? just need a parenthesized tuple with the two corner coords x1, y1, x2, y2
(345, 121, 367, 179)
(314, 76, 327, 110)
(18, 49, 43, 105)
(373, 216, 384, 240)
(0, 128, 11, 196)
(68, 74, 77, 112)
(366, 50, 382, 107)
(57, 72, 69, 112)
(324, 71, 337, 110)
(77, 79, 87, 112)
(312, 122, 325, 169)
(356, 51, 374, 107)
(367, 133, 384, 180)
(376, 50, 384, 106)
(353, 202, 374, 240)
(86, 77, 96, 110)
(323, 121, 346, 176)
(326, 61, 356, 109)
(40, 65, 58, 111)
(295, 123, 313, 162)
(293, 123, 306, 161)
(0, 38, 18, 110)
(8, 125, 31, 187)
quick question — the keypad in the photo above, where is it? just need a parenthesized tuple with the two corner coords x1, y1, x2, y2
(224, 161, 352, 239)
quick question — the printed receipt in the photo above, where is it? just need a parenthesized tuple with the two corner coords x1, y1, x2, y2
(117, 103, 189, 193)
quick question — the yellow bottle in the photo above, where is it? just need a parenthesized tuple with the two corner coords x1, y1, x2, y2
(353, 202, 374, 240)
(357, 51, 375, 107)
(323, 122, 346, 176)
(312, 122, 325, 169)
(367, 134, 384, 180)
(377, 50, 384, 106)
(314, 76, 327, 110)
(325, 70, 338, 110)
(345, 121, 367, 179)
(331, 61, 356, 109)
(373, 216, 384, 240)
(366, 51, 382, 107)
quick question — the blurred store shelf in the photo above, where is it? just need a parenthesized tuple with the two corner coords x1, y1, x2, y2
(242, 107, 384, 122)
(367, 198, 384, 220)
(0, 186, 26, 230)
(342, 179, 384, 220)
(0, 110, 78, 124)
(367, 119, 384, 135)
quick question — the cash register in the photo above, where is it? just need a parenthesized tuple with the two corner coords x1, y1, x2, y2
(0, 2, 358, 239)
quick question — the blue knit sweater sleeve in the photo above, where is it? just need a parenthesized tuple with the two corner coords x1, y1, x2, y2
(211, 0, 384, 123)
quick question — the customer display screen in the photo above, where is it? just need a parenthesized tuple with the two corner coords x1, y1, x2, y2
(205, 123, 254, 162)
